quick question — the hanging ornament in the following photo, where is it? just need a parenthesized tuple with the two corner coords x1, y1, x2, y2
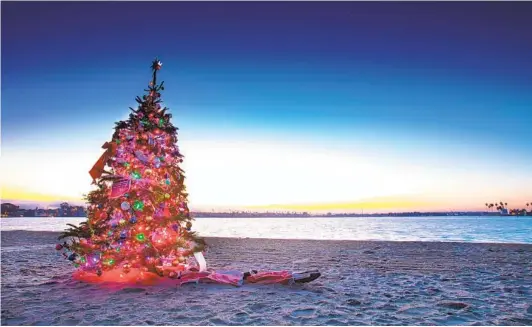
(131, 171, 142, 180)
(87, 253, 101, 265)
(135, 233, 146, 242)
(130, 216, 138, 224)
(133, 200, 144, 211)
(121, 202, 131, 211)
(110, 178, 131, 198)
(120, 231, 127, 240)
(134, 150, 150, 164)
(154, 157, 161, 168)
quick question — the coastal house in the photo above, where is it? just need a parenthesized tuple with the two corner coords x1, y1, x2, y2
(499, 208, 509, 216)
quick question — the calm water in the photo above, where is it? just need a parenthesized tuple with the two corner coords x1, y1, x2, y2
(1, 216, 531, 244)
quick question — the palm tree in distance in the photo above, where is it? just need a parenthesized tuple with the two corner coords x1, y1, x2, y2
(483, 202, 531, 216)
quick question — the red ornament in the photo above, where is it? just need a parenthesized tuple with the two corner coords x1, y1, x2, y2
(55, 244, 63, 251)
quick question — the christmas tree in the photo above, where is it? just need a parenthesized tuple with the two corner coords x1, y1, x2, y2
(57, 59, 206, 283)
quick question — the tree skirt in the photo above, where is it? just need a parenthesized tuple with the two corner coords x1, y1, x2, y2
(72, 269, 294, 286)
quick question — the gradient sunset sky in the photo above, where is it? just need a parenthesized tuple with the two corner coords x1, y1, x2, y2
(1, 1, 531, 212)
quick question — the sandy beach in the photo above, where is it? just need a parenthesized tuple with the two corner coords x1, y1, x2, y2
(1, 231, 531, 326)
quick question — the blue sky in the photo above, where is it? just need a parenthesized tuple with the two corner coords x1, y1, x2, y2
(2, 2, 531, 211)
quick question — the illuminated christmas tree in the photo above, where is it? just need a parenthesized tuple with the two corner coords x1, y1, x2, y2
(58, 59, 206, 283)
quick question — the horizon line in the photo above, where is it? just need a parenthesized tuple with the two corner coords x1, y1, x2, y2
(2, 200, 527, 215)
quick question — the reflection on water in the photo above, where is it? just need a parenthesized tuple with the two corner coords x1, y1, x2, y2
(1, 216, 531, 244)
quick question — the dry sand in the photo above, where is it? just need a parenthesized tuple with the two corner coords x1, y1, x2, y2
(1, 231, 532, 326)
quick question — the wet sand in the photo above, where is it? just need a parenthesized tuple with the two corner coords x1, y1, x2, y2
(1, 230, 531, 325)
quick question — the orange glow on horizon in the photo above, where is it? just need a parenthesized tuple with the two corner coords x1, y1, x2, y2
(245, 195, 445, 213)
(1, 186, 84, 205)
(2, 185, 530, 213)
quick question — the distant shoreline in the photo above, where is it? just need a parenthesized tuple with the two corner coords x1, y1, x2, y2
(3, 201, 530, 218)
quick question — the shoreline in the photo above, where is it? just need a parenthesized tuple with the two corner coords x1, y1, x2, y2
(2, 230, 532, 246)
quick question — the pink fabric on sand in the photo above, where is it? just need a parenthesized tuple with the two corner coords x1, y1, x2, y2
(245, 270, 293, 285)
(175, 270, 294, 286)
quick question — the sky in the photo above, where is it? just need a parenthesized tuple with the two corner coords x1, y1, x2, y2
(1, 1, 532, 212)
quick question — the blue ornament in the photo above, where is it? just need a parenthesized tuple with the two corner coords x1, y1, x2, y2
(171, 224, 179, 232)
(68, 253, 78, 261)
(130, 216, 137, 224)
(120, 231, 127, 239)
